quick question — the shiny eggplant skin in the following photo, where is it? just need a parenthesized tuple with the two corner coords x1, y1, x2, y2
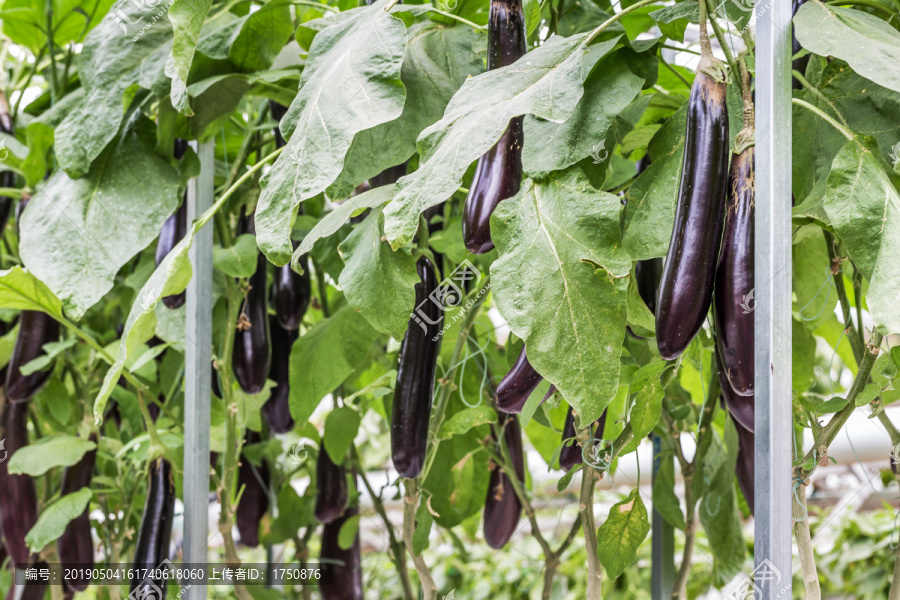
(494, 347, 543, 414)
(6, 310, 60, 402)
(791, 0, 810, 90)
(320, 506, 363, 600)
(391, 256, 442, 478)
(263, 316, 296, 434)
(236, 431, 269, 547)
(0, 99, 16, 235)
(483, 411, 525, 549)
(0, 402, 38, 568)
(462, 0, 526, 254)
(655, 71, 730, 360)
(131, 458, 175, 597)
(271, 256, 310, 331)
(233, 212, 271, 395)
(559, 406, 608, 471)
(58, 434, 98, 593)
(716, 346, 753, 433)
(734, 415, 754, 514)
(314, 441, 348, 524)
(714, 147, 754, 396)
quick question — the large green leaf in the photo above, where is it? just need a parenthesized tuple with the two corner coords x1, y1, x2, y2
(255, 0, 408, 265)
(490, 170, 630, 423)
(54, 0, 174, 177)
(423, 433, 489, 528)
(25, 488, 92, 553)
(0, 267, 64, 317)
(330, 23, 485, 196)
(383, 33, 612, 249)
(794, 3, 900, 94)
(8, 436, 97, 476)
(1, 0, 113, 52)
(822, 139, 900, 334)
(166, 0, 215, 113)
(596, 488, 650, 578)
(289, 306, 380, 426)
(323, 406, 361, 464)
(20, 118, 182, 319)
(522, 47, 648, 177)
(338, 210, 419, 340)
(227, 0, 294, 72)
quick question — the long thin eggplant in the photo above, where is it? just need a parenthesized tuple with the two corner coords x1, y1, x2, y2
(58, 434, 98, 593)
(494, 347, 543, 414)
(320, 505, 363, 600)
(233, 210, 271, 395)
(714, 146, 754, 396)
(716, 346, 753, 433)
(263, 316, 296, 434)
(130, 458, 175, 597)
(236, 431, 269, 547)
(483, 411, 525, 549)
(6, 310, 60, 402)
(559, 406, 608, 471)
(656, 58, 730, 360)
(0, 402, 37, 568)
(391, 256, 442, 478)
(462, 0, 526, 254)
(156, 139, 189, 309)
(733, 415, 754, 514)
(0, 93, 16, 235)
(314, 441, 348, 524)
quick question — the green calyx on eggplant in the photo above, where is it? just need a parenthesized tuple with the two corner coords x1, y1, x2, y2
(483, 411, 525, 549)
(494, 346, 543, 414)
(156, 139, 190, 309)
(462, 0, 526, 254)
(0, 402, 38, 568)
(320, 505, 363, 600)
(263, 316, 296, 434)
(656, 61, 730, 360)
(559, 406, 608, 471)
(391, 256, 443, 479)
(6, 310, 60, 403)
(314, 441, 348, 523)
(58, 434, 98, 593)
(131, 458, 175, 597)
(236, 430, 270, 547)
(233, 210, 271, 395)
(714, 145, 754, 397)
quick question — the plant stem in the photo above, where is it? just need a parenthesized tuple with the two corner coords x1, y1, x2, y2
(824, 231, 864, 363)
(0, 188, 24, 198)
(421, 6, 487, 31)
(403, 479, 436, 600)
(584, 0, 660, 45)
(792, 70, 851, 130)
(825, 0, 896, 15)
(890, 471, 900, 600)
(852, 267, 864, 350)
(696, 0, 712, 59)
(704, 3, 742, 95)
(793, 98, 855, 141)
(792, 471, 821, 599)
(659, 56, 692, 88)
(577, 426, 602, 599)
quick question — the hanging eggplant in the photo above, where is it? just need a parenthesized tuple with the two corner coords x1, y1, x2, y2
(320, 505, 363, 600)
(271, 255, 310, 331)
(655, 57, 730, 360)
(494, 347, 543, 414)
(0, 93, 17, 235)
(0, 402, 38, 568)
(462, 0, 526, 254)
(483, 411, 525, 549)
(5, 310, 60, 403)
(263, 316, 296, 434)
(131, 458, 175, 597)
(714, 145, 755, 397)
(391, 256, 442, 479)
(156, 139, 189, 309)
(716, 346, 753, 433)
(58, 434, 98, 593)
(734, 415, 754, 514)
(559, 406, 608, 471)
(233, 210, 271, 395)
(314, 442, 348, 524)
(236, 431, 269, 547)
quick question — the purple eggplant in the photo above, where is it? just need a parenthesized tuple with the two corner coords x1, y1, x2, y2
(716, 346, 753, 433)
(314, 441, 348, 524)
(559, 406, 608, 471)
(271, 254, 310, 331)
(734, 415, 754, 514)
(233, 210, 271, 395)
(58, 434, 97, 593)
(262, 316, 296, 434)
(483, 411, 525, 549)
(320, 506, 363, 600)
(236, 431, 269, 547)
(494, 347, 543, 414)
(0, 402, 37, 568)
(130, 458, 175, 597)
(6, 311, 60, 403)
(462, 0, 526, 254)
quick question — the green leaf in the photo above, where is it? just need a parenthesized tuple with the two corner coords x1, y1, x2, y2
(214, 234, 260, 277)
(330, 23, 485, 196)
(424, 436, 489, 527)
(596, 488, 650, 578)
(323, 407, 361, 465)
(20, 118, 182, 319)
(522, 45, 647, 178)
(855, 382, 882, 407)
(438, 405, 497, 440)
(338, 210, 419, 340)
(651, 453, 685, 530)
(228, 0, 294, 72)
(166, 0, 214, 113)
(8, 436, 98, 477)
(337, 513, 361, 550)
(794, 3, 900, 94)
(384, 33, 596, 249)
(256, 0, 408, 265)
(490, 170, 630, 423)
(54, 1, 174, 177)
(289, 306, 380, 426)
(0, 267, 64, 317)
(261, 484, 315, 545)
(26, 488, 93, 553)
(557, 463, 581, 492)
(629, 361, 668, 440)
(1, 0, 113, 53)
(524, 0, 541, 36)
(625, 272, 656, 337)
(650, 3, 696, 43)
(411, 500, 434, 556)
(19, 338, 77, 376)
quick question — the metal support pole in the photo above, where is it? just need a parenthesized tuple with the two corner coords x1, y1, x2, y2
(651, 434, 674, 600)
(755, 1, 793, 596)
(183, 140, 216, 600)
